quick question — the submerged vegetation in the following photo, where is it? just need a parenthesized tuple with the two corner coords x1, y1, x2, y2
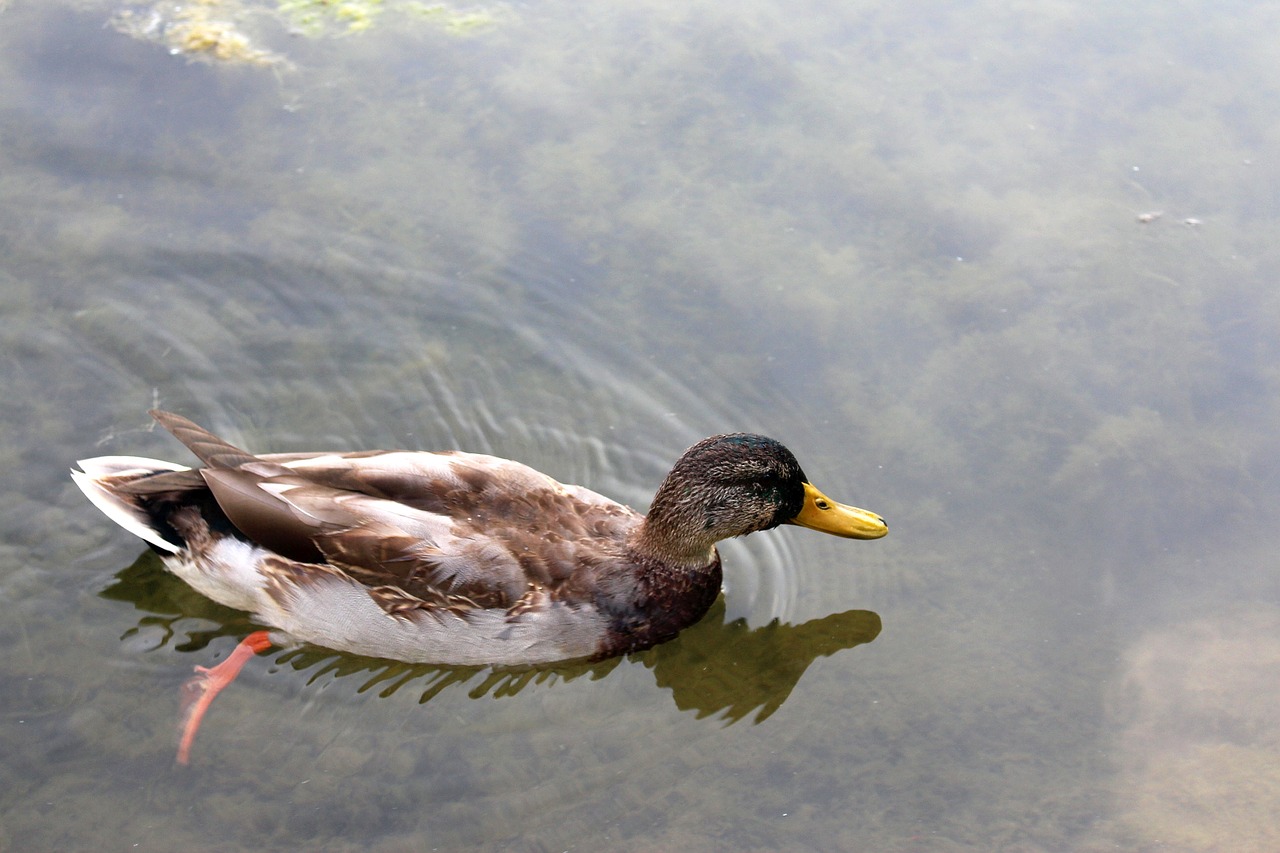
(278, 0, 497, 37)
(109, 0, 497, 64)
(119, 0, 282, 65)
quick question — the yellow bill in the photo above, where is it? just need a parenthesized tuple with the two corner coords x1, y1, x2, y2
(788, 482, 888, 539)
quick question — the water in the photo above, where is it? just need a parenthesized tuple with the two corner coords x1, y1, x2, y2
(3, 1, 1279, 849)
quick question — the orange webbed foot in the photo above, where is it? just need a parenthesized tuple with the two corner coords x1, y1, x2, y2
(176, 630, 274, 765)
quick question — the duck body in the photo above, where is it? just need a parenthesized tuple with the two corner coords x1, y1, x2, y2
(74, 411, 887, 667)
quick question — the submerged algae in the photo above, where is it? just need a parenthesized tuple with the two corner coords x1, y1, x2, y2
(407, 3, 495, 34)
(277, 0, 387, 35)
(111, 0, 498, 65)
(112, 0, 283, 65)
(278, 0, 497, 36)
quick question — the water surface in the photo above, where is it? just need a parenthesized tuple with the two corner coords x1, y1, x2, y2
(2, 1, 1279, 850)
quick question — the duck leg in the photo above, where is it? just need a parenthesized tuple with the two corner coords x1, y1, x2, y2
(177, 631, 274, 765)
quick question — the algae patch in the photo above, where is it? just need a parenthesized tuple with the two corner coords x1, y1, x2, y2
(111, 0, 499, 66)
(406, 3, 496, 35)
(278, 0, 497, 36)
(277, 0, 386, 35)
(112, 1, 283, 66)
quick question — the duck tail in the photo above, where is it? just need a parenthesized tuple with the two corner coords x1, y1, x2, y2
(71, 456, 189, 553)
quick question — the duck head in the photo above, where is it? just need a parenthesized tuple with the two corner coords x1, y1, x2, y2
(636, 434, 887, 567)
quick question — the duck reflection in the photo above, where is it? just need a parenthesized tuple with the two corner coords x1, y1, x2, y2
(102, 551, 881, 726)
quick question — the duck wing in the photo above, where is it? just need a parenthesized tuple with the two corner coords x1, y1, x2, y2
(149, 411, 638, 610)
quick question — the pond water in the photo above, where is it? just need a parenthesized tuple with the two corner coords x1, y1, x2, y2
(3, 1, 1279, 850)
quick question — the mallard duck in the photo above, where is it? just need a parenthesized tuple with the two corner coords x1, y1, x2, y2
(74, 411, 886, 759)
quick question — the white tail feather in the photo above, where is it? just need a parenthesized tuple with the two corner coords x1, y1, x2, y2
(71, 456, 190, 553)
(74, 455, 189, 479)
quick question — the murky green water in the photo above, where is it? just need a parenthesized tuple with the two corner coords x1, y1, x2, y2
(3, 1, 1279, 849)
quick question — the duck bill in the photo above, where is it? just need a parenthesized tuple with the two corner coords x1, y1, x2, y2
(788, 482, 888, 539)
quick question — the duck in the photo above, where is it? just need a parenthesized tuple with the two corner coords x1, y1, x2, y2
(73, 410, 886, 761)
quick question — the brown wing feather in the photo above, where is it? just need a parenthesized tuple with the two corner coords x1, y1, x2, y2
(148, 410, 643, 615)
(267, 454, 642, 607)
(200, 469, 331, 563)
(149, 410, 275, 472)
(310, 501, 638, 610)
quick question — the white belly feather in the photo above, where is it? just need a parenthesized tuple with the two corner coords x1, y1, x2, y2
(162, 538, 609, 666)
